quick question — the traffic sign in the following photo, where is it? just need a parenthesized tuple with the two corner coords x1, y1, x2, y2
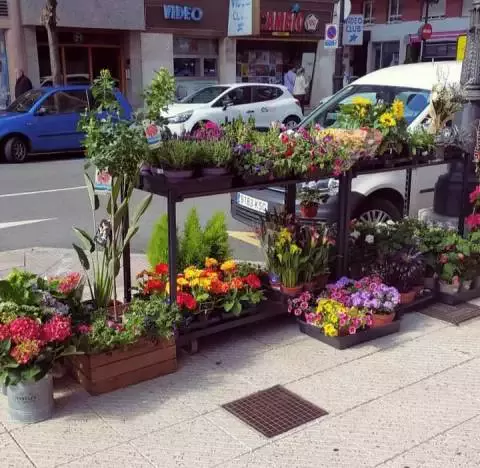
(419, 23, 433, 41)
(344, 15, 364, 46)
(324, 23, 338, 49)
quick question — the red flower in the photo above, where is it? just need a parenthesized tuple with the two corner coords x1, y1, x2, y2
(210, 279, 229, 295)
(8, 317, 42, 344)
(469, 186, 480, 204)
(177, 292, 197, 311)
(280, 133, 289, 144)
(155, 263, 169, 275)
(466, 213, 480, 230)
(145, 278, 165, 294)
(458, 253, 465, 261)
(439, 254, 448, 264)
(76, 324, 91, 335)
(41, 315, 72, 343)
(244, 274, 261, 289)
(285, 147, 294, 158)
(10, 340, 43, 364)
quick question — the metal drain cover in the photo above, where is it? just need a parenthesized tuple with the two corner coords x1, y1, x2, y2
(222, 385, 328, 438)
(422, 303, 480, 325)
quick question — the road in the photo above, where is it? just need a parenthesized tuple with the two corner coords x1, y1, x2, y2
(0, 154, 261, 262)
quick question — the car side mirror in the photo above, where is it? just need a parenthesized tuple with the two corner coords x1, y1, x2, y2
(222, 98, 234, 111)
(36, 107, 48, 116)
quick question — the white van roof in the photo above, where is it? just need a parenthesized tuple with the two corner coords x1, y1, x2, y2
(353, 61, 462, 90)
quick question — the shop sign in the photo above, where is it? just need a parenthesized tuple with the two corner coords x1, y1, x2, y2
(228, 0, 255, 36)
(324, 23, 338, 49)
(343, 15, 364, 46)
(261, 10, 320, 35)
(457, 34, 467, 61)
(163, 4, 203, 21)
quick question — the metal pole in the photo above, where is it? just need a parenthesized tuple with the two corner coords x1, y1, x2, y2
(332, 0, 345, 93)
(121, 181, 132, 303)
(420, 0, 430, 62)
(285, 183, 296, 217)
(458, 152, 472, 236)
(335, 170, 352, 277)
(167, 192, 177, 304)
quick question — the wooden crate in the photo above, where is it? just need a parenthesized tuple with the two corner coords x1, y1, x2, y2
(68, 338, 177, 395)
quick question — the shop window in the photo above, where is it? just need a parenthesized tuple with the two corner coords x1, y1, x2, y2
(173, 38, 218, 80)
(251, 86, 283, 103)
(423, 0, 446, 19)
(203, 59, 217, 78)
(41, 90, 88, 115)
(373, 42, 400, 70)
(363, 0, 375, 24)
(388, 0, 402, 22)
(463, 0, 472, 16)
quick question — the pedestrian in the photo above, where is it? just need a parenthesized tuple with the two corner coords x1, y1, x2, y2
(283, 65, 296, 95)
(14, 69, 33, 99)
(293, 67, 308, 114)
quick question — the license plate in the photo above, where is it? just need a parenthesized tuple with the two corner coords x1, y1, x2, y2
(237, 193, 268, 213)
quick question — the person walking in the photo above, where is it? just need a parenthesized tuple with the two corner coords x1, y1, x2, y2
(283, 65, 296, 95)
(293, 67, 308, 114)
(14, 69, 33, 99)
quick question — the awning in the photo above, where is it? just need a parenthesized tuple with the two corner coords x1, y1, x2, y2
(409, 30, 466, 44)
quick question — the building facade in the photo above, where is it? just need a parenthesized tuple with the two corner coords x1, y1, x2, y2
(348, 0, 471, 80)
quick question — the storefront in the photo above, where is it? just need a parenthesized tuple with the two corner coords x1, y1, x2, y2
(145, 0, 228, 99)
(234, 0, 332, 105)
(407, 30, 466, 63)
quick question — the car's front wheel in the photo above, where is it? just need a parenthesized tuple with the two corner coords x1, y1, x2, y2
(354, 197, 402, 223)
(283, 115, 301, 129)
(4, 136, 28, 163)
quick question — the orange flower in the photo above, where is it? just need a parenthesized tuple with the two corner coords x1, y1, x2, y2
(229, 277, 244, 290)
(205, 258, 218, 268)
(210, 279, 229, 294)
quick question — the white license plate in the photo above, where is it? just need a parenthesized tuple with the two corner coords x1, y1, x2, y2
(237, 193, 268, 213)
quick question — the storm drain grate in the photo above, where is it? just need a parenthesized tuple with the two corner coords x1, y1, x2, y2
(222, 385, 328, 438)
(421, 302, 480, 325)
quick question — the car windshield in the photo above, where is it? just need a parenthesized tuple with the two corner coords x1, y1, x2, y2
(303, 84, 430, 128)
(7, 90, 46, 113)
(180, 86, 229, 104)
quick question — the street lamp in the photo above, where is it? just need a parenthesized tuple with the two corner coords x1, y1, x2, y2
(332, 0, 345, 93)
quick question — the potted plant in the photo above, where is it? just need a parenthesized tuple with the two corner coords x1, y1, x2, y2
(408, 128, 436, 162)
(299, 187, 322, 218)
(383, 248, 426, 304)
(201, 139, 233, 177)
(151, 138, 199, 180)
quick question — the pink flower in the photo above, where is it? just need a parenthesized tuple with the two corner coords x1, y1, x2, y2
(301, 301, 308, 310)
(339, 318, 347, 327)
(366, 315, 373, 326)
(77, 324, 91, 335)
(41, 315, 72, 342)
(348, 326, 357, 335)
(294, 309, 302, 316)
(287, 305, 293, 314)
(8, 317, 42, 344)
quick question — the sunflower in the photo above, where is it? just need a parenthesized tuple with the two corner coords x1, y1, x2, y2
(391, 99, 404, 119)
(379, 112, 397, 128)
(352, 96, 371, 106)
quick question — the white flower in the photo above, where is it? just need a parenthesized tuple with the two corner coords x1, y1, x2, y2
(386, 220, 395, 226)
(365, 234, 375, 244)
(350, 230, 361, 239)
(286, 129, 295, 136)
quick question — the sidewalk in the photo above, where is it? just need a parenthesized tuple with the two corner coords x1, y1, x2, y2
(1, 248, 480, 467)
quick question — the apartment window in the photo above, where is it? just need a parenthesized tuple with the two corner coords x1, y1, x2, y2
(373, 42, 400, 70)
(423, 0, 446, 19)
(363, 0, 375, 24)
(0, 1, 7, 17)
(388, 0, 402, 22)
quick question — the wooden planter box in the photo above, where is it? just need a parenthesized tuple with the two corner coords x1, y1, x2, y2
(297, 319, 401, 350)
(67, 338, 177, 395)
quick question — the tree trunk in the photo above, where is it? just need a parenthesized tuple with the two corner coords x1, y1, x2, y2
(42, 0, 62, 86)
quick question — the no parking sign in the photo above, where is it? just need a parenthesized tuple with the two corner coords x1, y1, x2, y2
(324, 23, 338, 49)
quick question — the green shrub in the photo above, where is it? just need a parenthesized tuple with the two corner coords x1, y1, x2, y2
(147, 214, 180, 268)
(180, 208, 206, 269)
(203, 212, 231, 262)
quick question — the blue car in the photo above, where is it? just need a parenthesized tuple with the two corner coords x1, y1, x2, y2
(0, 85, 132, 163)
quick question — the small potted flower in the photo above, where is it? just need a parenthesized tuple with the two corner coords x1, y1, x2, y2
(299, 187, 323, 218)
(408, 128, 435, 163)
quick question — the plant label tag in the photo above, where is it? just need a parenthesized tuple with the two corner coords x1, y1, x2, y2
(143, 120, 163, 149)
(95, 168, 112, 192)
(94, 219, 112, 247)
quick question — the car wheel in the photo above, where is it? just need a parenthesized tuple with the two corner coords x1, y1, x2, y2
(4, 136, 28, 163)
(354, 198, 402, 223)
(283, 115, 301, 129)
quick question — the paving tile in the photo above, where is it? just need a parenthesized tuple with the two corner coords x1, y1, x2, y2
(222, 358, 480, 468)
(87, 379, 198, 439)
(247, 317, 308, 348)
(62, 443, 154, 467)
(379, 415, 480, 468)
(286, 336, 470, 415)
(131, 416, 250, 468)
(0, 432, 34, 467)
(11, 400, 120, 468)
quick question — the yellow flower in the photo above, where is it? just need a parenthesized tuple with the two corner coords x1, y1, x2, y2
(177, 277, 189, 287)
(391, 99, 404, 119)
(352, 96, 371, 106)
(199, 277, 212, 289)
(289, 244, 301, 255)
(205, 258, 218, 268)
(190, 278, 200, 287)
(324, 323, 338, 337)
(379, 112, 396, 128)
(184, 267, 202, 280)
(220, 260, 237, 272)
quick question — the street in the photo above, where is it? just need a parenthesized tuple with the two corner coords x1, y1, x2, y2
(0, 154, 261, 261)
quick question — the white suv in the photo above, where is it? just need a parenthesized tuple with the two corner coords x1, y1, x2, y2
(164, 83, 303, 134)
(232, 61, 462, 225)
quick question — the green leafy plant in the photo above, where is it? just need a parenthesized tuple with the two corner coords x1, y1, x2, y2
(202, 140, 233, 168)
(148, 214, 172, 268)
(0, 270, 45, 306)
(180, 208, 206, 268)
(203, 212, 231, 261)
(298, 187, 323, 207)
(408, 128, 435, 156)
(150, 139, 200, 170)
(143, 68, 176, 122)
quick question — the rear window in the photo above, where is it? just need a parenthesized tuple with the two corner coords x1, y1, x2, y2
(251, 86, 283, 103)
(181, 86, 229, 104)
(304, 85, 430, 128)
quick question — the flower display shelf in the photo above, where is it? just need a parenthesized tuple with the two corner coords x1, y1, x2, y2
(67, 337, 177, 395)
(176, 300, 286, 353)
(297, 319, 401, 350)
(438, 286, 480, 306)
(396, 291, 437, 314)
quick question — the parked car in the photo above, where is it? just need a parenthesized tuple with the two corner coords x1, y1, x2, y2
(231, 61, 462, 225)
(164, 83, 303, 134)
(0, 85, 132, 163)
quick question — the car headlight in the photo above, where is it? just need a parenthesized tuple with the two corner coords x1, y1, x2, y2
(167, 110, 193, 124)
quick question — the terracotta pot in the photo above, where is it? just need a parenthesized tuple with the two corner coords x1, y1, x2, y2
(399, 290, 416, 305)
(300, 203, 318, 218)
(412, 285, 423, 294)
(372, 312, 395, 328)
(202, 167, 229, 176)
(164, 169, 194, 180)
(280, 284, 303, 297)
